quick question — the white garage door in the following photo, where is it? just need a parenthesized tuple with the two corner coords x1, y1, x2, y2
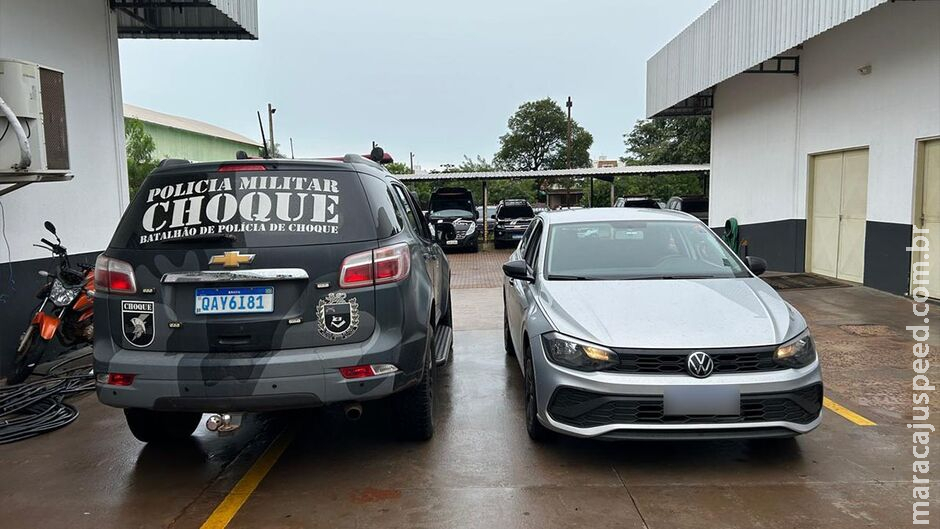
(809, 149, 869, 283)
(915, 140, 940, 300)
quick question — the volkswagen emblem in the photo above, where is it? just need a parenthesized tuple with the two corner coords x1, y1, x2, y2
(687, 351, 714, 378)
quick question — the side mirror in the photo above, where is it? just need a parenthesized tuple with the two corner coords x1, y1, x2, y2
(746, 256, 767, 276)
(490, 214, 496, 220)
(473, 210, 480, 220)
(44, 221, 57, 235)
(502, 259, 535, 283)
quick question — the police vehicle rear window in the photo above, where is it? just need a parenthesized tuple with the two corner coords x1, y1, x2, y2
(111, 169, 377, 248)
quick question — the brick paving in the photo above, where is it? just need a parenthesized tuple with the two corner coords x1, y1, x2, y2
(446, 247, 514, 289)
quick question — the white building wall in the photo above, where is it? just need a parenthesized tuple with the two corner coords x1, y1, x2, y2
(710, 72, 800, 228)
(710, 1, 940, 228)
(0, 0, 128, 264)
(795, 1, 940, 225)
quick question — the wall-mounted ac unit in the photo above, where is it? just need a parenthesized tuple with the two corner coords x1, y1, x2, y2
(0, 58, 70, 176)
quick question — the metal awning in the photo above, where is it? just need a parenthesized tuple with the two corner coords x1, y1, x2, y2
(0, 172, 73, 198)
(112, 0, 259, 40)
(397, 164, 709, 182)
(646, 0, 890, 118)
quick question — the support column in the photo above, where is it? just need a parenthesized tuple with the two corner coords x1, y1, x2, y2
(482, 180, 488, 246)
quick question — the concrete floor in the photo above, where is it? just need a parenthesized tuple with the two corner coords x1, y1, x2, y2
(0, 257, 935, 528)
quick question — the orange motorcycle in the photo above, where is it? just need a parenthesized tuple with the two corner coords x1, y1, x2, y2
(7, 221, 95, 385)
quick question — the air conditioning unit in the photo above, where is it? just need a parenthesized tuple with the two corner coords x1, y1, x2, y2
(0, 58, 70, 175)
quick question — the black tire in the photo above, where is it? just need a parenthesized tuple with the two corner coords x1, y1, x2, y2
(6, 325, 46, 385)
(503, 301, 515, 357)
(124, 408, 201, 443)
(395, 324, 435, 441)
(524, 351, 552, 442)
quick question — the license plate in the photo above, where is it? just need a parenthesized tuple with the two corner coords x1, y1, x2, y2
(195, 287, 274, 315)
(512, 234, 523, 239)
(446, 240, 459, 245)
(664, 386, 740, 416)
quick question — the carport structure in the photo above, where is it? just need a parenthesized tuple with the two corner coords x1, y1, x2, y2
(398, 164, 710, 242)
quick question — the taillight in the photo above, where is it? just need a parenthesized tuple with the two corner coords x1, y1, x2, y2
(373, 244, 411, 284)
(339, 364, 398, 379)
(106, 373, 135, 386)
(339, 242, 411, 288)
(95, 255, 137, 294)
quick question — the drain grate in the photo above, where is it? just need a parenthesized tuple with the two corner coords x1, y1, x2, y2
(762, 273, 849, 291)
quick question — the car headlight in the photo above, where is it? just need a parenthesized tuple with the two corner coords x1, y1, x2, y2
(461, 220, 476, 236)
(541, 332, 618, 371)
(773, 329, 817, 368)
(49, 279, 79, 307)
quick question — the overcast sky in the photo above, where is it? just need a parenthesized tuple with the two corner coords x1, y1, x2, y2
(119, 0, 714, 169)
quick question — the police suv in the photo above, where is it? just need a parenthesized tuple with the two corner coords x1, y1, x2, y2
(94, 154, 452, 442)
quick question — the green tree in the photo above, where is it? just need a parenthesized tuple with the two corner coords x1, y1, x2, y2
(622, 116, 710, 165)
(385, 161, 412, 175)
(494, 98, 594, 194)
(616, 116, 711, 201)
(125, 118, 158, 198)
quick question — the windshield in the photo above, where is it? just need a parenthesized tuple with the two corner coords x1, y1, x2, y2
(430, 197, 473, 218)
(497, 205, 534, 219)
(544, 220, 749, 280)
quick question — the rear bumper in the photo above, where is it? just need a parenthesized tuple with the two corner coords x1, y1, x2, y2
(95, 325, 428, 412)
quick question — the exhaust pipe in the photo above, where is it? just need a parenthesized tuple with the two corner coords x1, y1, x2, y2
(344, 402, 363, 421)
(205, 413, 241, 435)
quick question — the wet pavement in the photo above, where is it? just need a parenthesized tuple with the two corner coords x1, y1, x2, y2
(0, 260, 934, 528)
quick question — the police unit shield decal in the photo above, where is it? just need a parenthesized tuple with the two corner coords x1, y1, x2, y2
(122, 300, 155, 347)
(317, 292, 359, 340)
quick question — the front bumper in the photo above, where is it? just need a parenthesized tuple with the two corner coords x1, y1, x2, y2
(534, 340, 823, 439)
(493, 229, 527, 243)
(441, 232, 478, 250)
(95, 326, 427, 412)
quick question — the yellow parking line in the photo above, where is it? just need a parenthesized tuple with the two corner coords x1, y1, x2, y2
(200, 428, 295, 529)
(823, 396, 876, 426)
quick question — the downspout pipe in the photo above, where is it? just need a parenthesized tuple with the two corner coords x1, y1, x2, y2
(0, 95, 31, 170)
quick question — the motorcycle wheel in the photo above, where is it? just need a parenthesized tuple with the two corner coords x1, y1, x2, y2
(6, 325, 48, 385)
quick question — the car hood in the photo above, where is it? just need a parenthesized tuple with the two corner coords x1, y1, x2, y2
(537, 278, 804, 349)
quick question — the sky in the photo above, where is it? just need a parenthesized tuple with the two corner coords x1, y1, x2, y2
(119, 0, 714, 169)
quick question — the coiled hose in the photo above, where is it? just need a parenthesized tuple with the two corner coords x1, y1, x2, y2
(0, 355, 94, 444)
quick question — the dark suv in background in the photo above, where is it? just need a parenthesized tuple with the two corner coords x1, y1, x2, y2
(94, 154, 452, 443)
(492, 199, 535, 249)
(428, 187, 479, 252)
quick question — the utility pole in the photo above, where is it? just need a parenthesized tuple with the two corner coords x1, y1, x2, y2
(289, 137, 295, 159)
(267, 103, 276, 157)
(410, 152, 414, 173)
(566, 96, 573, 208)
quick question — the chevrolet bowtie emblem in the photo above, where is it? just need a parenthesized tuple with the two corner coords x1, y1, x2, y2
(209, 251, 255, 268)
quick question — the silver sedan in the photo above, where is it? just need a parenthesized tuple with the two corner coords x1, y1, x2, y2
(502, 208, 823, 441)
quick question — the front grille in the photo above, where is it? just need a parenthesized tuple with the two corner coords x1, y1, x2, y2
(548, 384, 822, 429)
(608, 347, 788, 374)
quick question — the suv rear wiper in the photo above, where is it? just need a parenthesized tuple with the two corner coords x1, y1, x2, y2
(158, 234, 237, 244)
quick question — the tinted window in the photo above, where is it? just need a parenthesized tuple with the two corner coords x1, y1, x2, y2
(524, 221, 542, 267)
(497, 205, 534, 219)
(359, 173, 402, 239)
(111, 169, 375, 248)
(392, 184, 422, 234)
(543, 220, 748, 280)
